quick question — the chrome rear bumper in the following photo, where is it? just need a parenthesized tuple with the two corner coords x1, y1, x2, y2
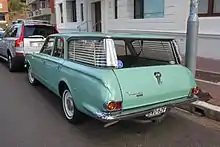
(89, 95, 199, 123)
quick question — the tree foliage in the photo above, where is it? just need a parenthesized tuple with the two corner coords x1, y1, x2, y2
(8, 0, 28, 22)
(8, 0, 27, 12)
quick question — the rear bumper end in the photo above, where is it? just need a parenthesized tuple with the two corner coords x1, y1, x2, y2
(88, 95, 199, 123)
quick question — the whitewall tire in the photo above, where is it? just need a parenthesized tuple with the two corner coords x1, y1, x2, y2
(62, 88, 84, 124)
(27, 66, 37, 85)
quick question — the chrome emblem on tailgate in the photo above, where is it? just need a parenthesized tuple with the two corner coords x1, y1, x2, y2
(126, 92, 143, 97)
(154, 72, 162, 85)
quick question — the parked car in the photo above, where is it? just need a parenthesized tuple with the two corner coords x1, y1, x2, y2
(25, 32, 200, 126)
(0, 19, 58, 72)
(0, 31, 4, 38)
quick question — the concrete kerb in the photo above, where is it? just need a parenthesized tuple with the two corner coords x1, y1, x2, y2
(178, 91, 220, 121)
(192, 101, 220, 121)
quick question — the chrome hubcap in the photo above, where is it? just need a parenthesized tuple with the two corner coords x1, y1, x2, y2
(63, 90, 74, 119)
(28, 67, 34, 83)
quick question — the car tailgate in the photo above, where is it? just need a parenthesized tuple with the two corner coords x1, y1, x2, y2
(113, 65, 197, 110)
(24, 37, 45, 54)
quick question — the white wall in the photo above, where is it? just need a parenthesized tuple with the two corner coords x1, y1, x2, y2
(55, 0, 82, 33)
(106, 0, 220, 60)
(55, 0, 220, 60)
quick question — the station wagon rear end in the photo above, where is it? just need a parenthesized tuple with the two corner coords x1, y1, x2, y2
(25, 32, 199, 126)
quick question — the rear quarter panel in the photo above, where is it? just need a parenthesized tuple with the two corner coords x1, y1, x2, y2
(59, 60, 122, 115)
(5, 37, 18, 57)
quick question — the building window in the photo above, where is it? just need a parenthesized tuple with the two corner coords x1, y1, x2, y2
(80, 3, 84, 21)
(0, 13, 5, 21)
(134, 0, 165, 19)
(115, 0, 118, 19)
(199, 0, 220, 17)
(66, 0, 77, 22)
(59, 3, 63, 23)
(40, 0, 46, 8)
(72, 0, 77, 22)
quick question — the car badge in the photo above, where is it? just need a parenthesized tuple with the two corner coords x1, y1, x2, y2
(154, 72, 162, 85)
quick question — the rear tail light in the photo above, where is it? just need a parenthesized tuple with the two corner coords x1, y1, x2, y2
(191, 87, 200, 95)
(104, 101, 122, 111)
(15, 24, 24, 56)
(15, 39, 24, 48)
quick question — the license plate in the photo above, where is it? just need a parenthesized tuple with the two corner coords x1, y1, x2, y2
(31, 42, 40, 47)
(145, 107, 167, 118)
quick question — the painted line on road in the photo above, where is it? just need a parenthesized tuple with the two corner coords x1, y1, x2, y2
(192, 100, 220, 112)
(0, 55, 8, 61)
(197, 68, 220, 75)
(196, 79, 220, 86)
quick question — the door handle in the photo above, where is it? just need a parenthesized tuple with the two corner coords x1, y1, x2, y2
(56, 65, 61, 70)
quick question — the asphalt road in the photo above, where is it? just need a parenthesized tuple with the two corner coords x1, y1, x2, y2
(1, 62, 220, 147)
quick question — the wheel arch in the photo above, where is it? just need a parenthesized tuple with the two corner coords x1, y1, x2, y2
(58, 80, 69, 97)
(58, 79, 81, 109)
(58, 78, 73, 98)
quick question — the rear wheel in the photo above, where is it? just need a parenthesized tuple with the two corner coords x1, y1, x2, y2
(62, 88, 84, 124)
(8, 54, 16, 72)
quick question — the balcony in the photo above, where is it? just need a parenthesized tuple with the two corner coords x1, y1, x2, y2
(28, 12, 33, 17)
(28, 8, 51, 18)
(26, 0, 37, 5)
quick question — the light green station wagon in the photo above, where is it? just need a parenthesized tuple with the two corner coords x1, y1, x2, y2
(25, 32, 199, 126)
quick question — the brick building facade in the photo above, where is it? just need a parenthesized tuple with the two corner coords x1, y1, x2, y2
(0, 0, 9, 23)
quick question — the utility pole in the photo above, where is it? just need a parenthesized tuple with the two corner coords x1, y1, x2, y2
(185, 0, 199, 77)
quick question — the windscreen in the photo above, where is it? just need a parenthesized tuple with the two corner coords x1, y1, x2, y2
(24, 25, 58, 38)
(114, 39, 176, 62)
(114, 38, 177, 68)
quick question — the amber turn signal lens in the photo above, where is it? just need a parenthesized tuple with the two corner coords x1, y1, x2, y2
(106, 101, 122, 111)
(191, 87, 200, 95)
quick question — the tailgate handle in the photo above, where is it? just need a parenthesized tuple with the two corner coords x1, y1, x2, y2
(56, 65, 61, 70)
(154, 72, 162, 85)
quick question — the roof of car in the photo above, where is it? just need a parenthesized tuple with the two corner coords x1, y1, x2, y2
(50, 32, 175, 40)
(12, 19, 53, 27)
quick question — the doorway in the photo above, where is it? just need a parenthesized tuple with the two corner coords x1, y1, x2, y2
(92, 1, 101, 32)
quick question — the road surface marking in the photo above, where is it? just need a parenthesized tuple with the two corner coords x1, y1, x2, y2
(196, 79, 220, 86)
(197, 69, 220, 75)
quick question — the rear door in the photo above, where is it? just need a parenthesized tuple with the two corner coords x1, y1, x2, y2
(23, 25, 58, 54)
(1, 25, 21, 58)
(43, 36, 65, 93)
(0, 25, 13, 57)
(113, 39, 196, 110)
(0, 27, 10, 57)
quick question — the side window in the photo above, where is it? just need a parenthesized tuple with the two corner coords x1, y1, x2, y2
(52, 37, 64, 58)
(40, 37, 55, 55)
(10, 26, 19, 37)
(4, 26, 14, 37)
